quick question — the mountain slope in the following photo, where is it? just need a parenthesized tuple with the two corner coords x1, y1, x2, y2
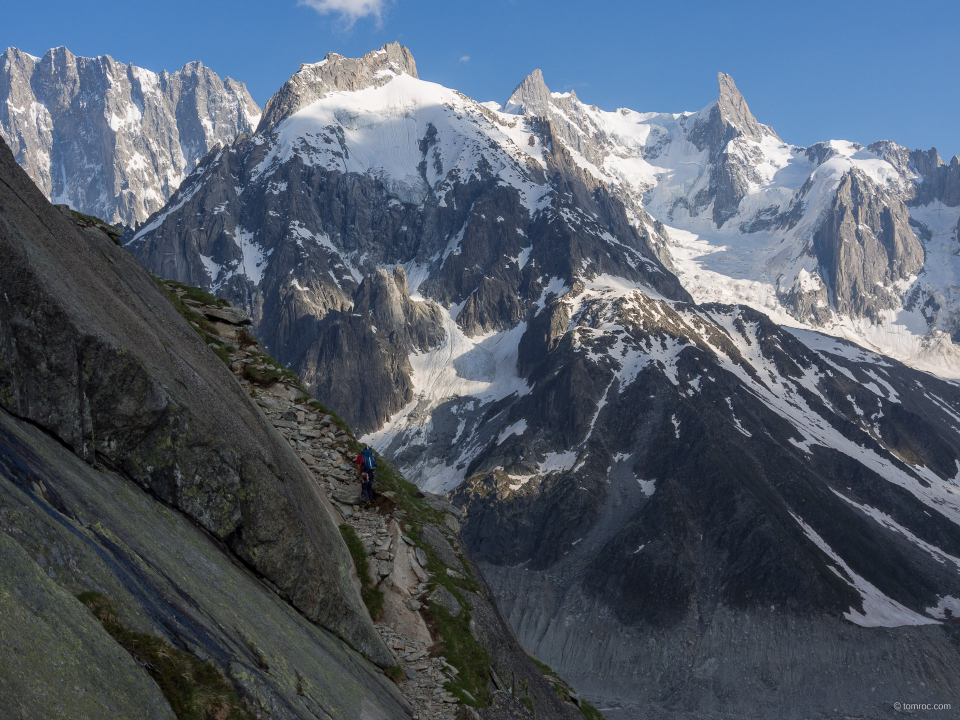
(450, 296, 960, 717)
(0, 133, 413, 718)
(126, 45, 960, 717)
(0, 46, 260, 226)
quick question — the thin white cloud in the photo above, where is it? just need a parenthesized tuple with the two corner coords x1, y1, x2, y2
(460, 55, 470, 63)
(298, 0, 386, 25)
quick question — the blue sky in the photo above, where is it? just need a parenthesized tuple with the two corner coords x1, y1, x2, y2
(3, 0, 958, 158)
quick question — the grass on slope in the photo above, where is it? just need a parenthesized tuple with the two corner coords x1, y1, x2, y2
(422, 603, 491, 707)
(151, 277, 233, 366)
(528, 655, 604, 719)
(147, 280, 582, 714)
(338, 523, 385, 622)
(77, 591, 254, 720)
(241, 353, 304, 390)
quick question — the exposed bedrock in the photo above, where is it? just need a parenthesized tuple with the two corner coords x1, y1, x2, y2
(814, 169, 923, 319)
(0, 134, 392, 666)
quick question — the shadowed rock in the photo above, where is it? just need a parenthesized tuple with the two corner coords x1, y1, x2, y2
(353, 267, 445, 352)
(0, 134, 392, 666)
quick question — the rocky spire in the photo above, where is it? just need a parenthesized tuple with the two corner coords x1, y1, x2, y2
(716, 72, 770, 143)
(503, 68, 552, 116)
(813, 168, 923, 318)
(907, 148, 960, 206)
(257, 42, 417, 133)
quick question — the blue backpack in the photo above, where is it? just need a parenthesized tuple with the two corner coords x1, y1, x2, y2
(362, 448, 377, 471)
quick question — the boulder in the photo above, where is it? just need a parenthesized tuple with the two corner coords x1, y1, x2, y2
(414, 546, 428, 569)
(419, 524, 460, 569)
(333, 490, 363, 506)
(444, 513, 461, 533)
(428, 586, 462, 617)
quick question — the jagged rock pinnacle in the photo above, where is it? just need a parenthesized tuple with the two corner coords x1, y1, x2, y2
(716, 72, 768, 143)
(504, 68, 552, 115)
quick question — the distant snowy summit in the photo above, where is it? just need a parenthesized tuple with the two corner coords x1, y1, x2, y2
(5, 38, 959, 375)
(493, 67, 960, 376)
(0, 46, 261, 226)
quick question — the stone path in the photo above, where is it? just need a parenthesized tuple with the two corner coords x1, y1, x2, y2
(246, 387, 461, 719)
(169, 284, 460, 719)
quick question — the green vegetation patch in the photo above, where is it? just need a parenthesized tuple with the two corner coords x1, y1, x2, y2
(235, 327, 259, 349)
(241, 352, 304, 389)
(579, 700, 605, 720)
(152, 277, 219, 338)
(528, 653, 603, 719)
(367, 453, 446, 529)
(77, 591, 254, 720)
(422, 604, 491, 707)
(162, 279, 230, 308)
(204, 335, 233, 366)
(300, 398, 354, 436)
(338, 524, 384, 621)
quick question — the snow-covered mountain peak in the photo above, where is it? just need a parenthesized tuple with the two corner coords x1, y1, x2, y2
(457, 64, 960, 376)
(257, 42, 418, 134)
(503, 68, 552, 115)
(123, 43, 960, 380)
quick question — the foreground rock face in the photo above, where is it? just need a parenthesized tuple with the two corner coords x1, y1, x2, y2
(0, 409, 407, 720)
(0, 134, 409, 716)
(0, 46, 260, 226)
(0, 525, 175, 720)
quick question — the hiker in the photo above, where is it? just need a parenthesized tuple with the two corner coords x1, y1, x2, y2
(356, 445, 377, 508)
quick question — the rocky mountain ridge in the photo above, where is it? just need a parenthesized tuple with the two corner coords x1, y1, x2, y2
(499, 68, 960, 374)
(0, 45, 260, 226)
